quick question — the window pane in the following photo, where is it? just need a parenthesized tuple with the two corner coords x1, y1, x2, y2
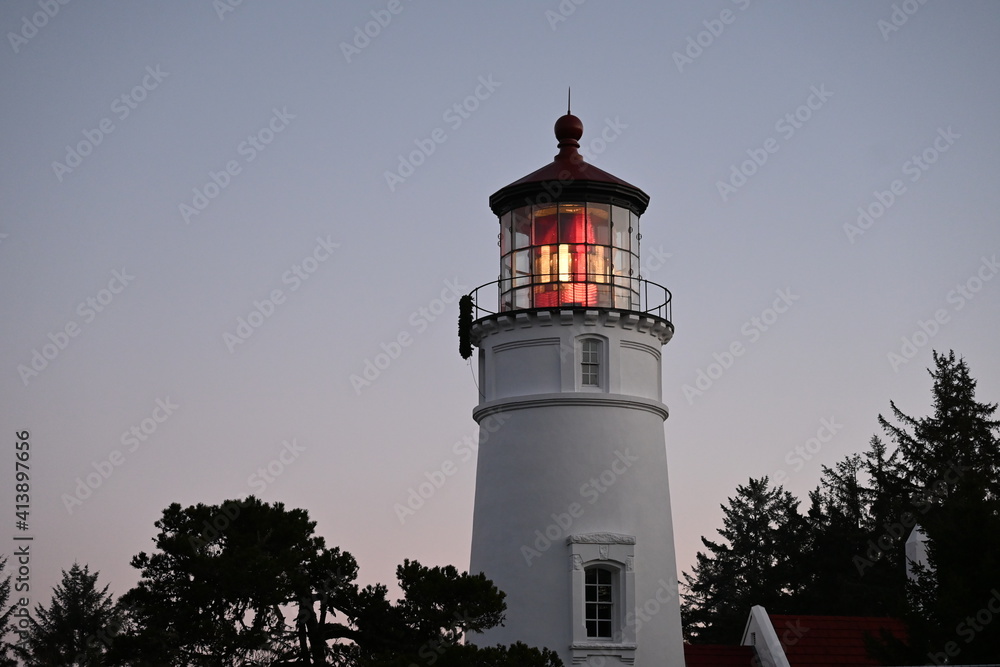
(534, 283, 559, 308)
(585, 567, 614, 638)
(615, 286, 633, 309)
(559, 203, 587, 244)
(595, 284, 612, 307)
(513, 250, 531, 287)
(513, 207, 532, 249)
(612, 206, 630, 252)
(568, 244, 587, 281)
(582, 340, 602, 385)
(588, 203, 611, 245)
(613, 249, 631, 283)
(560, 282, 594, 307)
(534, 245, 557, 284)
(500, 254, 512, 292)
(588, 246, 610, 283)
(533, 205, 558, 245)
(500, 212, 512, 255)
(513, 288, 531, 310)
(630, 214, 640, 262)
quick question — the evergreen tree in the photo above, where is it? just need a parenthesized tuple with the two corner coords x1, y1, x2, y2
(681, 477, 807, 643)
(0, 558, 18, 667)
(876, 351, 1000, 662)
(799, 449, 909, 618)
(15, 563, 120, 666)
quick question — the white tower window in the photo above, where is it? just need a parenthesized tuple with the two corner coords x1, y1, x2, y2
(581, 338, 601, 387)
(585, 566, 615, 639)
(568, 534, 637, 664)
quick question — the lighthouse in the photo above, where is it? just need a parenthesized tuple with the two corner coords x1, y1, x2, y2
(463, 110, 685, 666)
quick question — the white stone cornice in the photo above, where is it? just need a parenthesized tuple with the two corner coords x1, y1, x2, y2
(566, 533, 637, 545)
(470, 308, 673, 345)
(472, 392, 669, 422)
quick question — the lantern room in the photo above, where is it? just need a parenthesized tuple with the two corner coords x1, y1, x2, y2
(485, 112, 660, 315)
(498, 200, 638, 310)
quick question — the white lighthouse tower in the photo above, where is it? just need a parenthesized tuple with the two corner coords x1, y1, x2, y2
(463, 111, 685, 666)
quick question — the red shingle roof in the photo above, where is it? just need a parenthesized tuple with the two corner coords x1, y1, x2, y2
(768, 614, 908, 666)
(683, 643, 757, 666)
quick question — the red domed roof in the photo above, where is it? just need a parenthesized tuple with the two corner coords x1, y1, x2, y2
(489, 113, 649, 216)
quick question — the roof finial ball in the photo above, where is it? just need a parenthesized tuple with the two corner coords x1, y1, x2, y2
(554, 112, 583, 154)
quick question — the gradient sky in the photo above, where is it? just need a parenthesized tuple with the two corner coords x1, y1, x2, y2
(2, 1, 999, 613)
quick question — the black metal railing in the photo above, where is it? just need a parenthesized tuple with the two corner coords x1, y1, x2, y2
(465, 275, 672, 323)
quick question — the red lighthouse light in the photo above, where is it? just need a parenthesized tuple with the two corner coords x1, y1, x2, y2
(499, 200, 637, 311)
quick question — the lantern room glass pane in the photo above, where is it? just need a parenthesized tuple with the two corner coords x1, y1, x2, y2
(513, 206, 532, 249)
(630, 217, 640, 263)
(612, 206, 631, 253)
(588, 246, 610, 283)
(500, 254, 512, 292)
(596, 284, 613, 306)
(559, 203, 587, 244)
(533, 205, 558, 245)
(566, 244, 588, 281)
(500, 212, 512, 255)
(615, 286, 633, 309)
(512, 249, 531, 287)
(588, 203, 611, 245)
(533, 283, 559, 308)
(534, 246, 556, 284)
(613, 249, 630, 280)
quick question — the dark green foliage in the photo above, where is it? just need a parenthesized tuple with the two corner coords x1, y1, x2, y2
(116, 496, 561, 666)
(798, 448, 909, 618)
(15, 563, 120, 666)
(874, 351, 1000, 663)
(459, 294, 473, 359)
(117, 496, 358, 665)
(683, 350, 1000, 663)
(681, 477, 807, 643)
(0, 558, 18, 667)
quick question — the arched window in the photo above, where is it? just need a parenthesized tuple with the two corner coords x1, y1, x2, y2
(568, 534, 636, 664)
(585, 566, 615, 639)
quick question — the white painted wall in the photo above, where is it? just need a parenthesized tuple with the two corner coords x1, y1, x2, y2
(469, 309, 684, 667)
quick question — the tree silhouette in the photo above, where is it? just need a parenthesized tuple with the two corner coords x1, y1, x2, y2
(799, 450, 908, 617)
(876, 351, 1000, 662)
(684, 351, 1000, 662)
(0, 558, 19, 667)
(117, 496, 562, 666)
(681, 477, 807, 643)
(15, 563, 119, 666)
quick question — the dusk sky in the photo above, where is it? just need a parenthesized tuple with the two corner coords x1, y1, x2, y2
(2, 1, 999, 612)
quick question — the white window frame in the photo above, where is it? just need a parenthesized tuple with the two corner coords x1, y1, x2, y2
(577, 336, 607, 391)
(568, 533, 637, 664)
